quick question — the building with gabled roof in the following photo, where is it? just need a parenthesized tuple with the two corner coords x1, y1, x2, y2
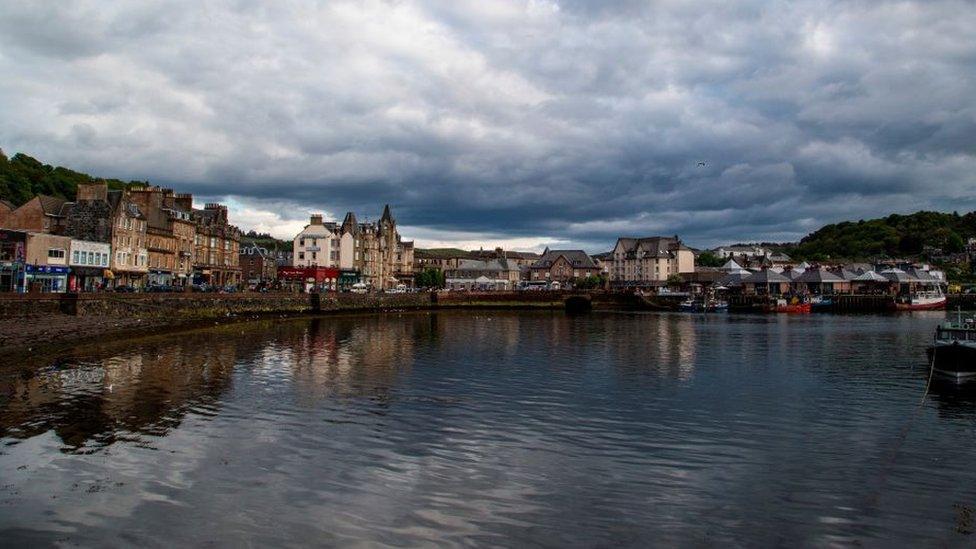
(528, 248, 600, 284)
(0, 194, 69, 234)
(610, 236, 695, 286)
(292, 205, 414, 290)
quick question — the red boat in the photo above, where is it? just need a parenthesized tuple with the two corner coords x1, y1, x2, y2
(764, 298, 812, 314)
(893, 292, 946, 311)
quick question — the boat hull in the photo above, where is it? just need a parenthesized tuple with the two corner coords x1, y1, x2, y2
(764, 303, 812, 314)
(894, 296, 947, 311)
(927, 342, 976, 379)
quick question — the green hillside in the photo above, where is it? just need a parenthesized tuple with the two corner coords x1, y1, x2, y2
(788, 211, 976, 261)
(0, 150, 139, 206)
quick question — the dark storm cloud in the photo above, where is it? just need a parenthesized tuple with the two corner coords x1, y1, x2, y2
(0, 0, 974, 249)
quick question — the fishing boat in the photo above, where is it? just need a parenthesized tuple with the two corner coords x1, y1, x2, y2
(764, 297, 811, 314)
(893, 289, 946, 311)
(679, 298, 728, 313)
(810, 295, 834, 312)
(927, 311, 976, 379)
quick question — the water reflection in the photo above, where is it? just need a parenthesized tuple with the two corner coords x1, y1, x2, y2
(0, 311, 974, 546)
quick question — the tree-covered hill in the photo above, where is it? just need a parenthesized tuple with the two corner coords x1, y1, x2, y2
(0, 150, 142, 206)
(242, 230, 293, 252)
(788, 211, 976, 261)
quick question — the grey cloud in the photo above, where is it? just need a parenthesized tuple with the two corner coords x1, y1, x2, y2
(0, 0, 974, 250)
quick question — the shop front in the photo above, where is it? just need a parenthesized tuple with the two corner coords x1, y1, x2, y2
(148, 269, 174, 287)
(338, 270, 360, 291)
(68, 266, 108, 292)
(0, 230, 27, 292)
(278, 266, 340, 292)
(24, 265, 70, 293)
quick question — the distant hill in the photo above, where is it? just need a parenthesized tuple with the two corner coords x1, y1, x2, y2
(786, 211, 976, 261)
(0, 150, 141, 206)
(242, 230, 293, 252)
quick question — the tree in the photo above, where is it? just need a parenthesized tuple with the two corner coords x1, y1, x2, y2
(696, 251, 723, 268)
(666, 273, 685, 287)
(414, 268, 444, 288)
(575, 274, 606, 289)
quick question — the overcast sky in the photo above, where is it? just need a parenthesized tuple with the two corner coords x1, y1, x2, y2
(1, 1, 974, 251)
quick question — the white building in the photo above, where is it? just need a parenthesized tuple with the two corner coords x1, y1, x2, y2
(69, 239, 112, 291)
(293, 214, 339, 267)
(713, 245, 768, 259)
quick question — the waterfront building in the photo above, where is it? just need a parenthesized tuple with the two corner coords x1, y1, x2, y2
(23, 232, 73, 292)
(741, 269, 791, 295)
(63, 184, 149, 288)
(192, 204, 241, 287)
(128, 186, 197, 287)
(0, 199, 13, 220)
(528, 249, 600, 284)
(0, 195, 70, 234)
(414, 249, 469, 273)
(292, 205, 414, 290)
(610, 236, 695, 286)
(240, 242, 278, 286)
(0, 229, 26, 292)
(713, 245, 768, 259)
(293, 214, 336, 268)
(794, 268, 849, 294)
(68, 239, 111, 291)
(444, 258, 521, 291)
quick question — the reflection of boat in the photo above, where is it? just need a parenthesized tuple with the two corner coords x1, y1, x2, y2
(894, 290, 946, 311)
(679, 298, 728, 313)
(764, 297, 811, 314)
(927, 311, 976, 379)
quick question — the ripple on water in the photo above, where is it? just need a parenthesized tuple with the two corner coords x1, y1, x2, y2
(0, 311, 974, 545)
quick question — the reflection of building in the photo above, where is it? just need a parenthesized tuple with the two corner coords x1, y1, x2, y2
(292, 205, 414, 290)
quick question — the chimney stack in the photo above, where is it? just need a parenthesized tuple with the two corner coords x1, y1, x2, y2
(310, 214, 323, 225)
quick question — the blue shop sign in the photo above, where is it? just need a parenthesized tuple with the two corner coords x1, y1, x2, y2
(25, 265, 71, 275)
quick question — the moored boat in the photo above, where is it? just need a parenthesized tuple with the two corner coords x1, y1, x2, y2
(764, 297, 811, 314)
(894, 290, 946, 311)
(927, 312, 976, 379)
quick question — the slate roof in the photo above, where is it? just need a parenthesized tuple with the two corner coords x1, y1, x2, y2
(853, 271, 889, 282)
(795, 268, 845, 283)
(615, 236, 688, 259)
(454, 259, 517, 272)
(37, 195, 67, 216)
(743, 269, 791, 283)
(531, 249, 598, 269)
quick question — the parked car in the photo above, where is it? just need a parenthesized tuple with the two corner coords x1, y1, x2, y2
(191, 283, 213, 292)
(113, 285, 137, 293)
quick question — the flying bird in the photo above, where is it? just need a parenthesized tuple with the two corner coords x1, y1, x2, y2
(697, 161, 707, 167)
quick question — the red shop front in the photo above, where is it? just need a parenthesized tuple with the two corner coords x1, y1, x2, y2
(277, 266, 340, 291)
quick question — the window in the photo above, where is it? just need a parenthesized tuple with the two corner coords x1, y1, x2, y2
(72, 250, 80, 264)
(299, 252, 305, 260)
(87, 251, 94, 265)
(48, 249, 66, 260)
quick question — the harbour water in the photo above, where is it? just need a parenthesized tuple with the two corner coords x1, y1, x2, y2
(1, 311, 975, 546)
